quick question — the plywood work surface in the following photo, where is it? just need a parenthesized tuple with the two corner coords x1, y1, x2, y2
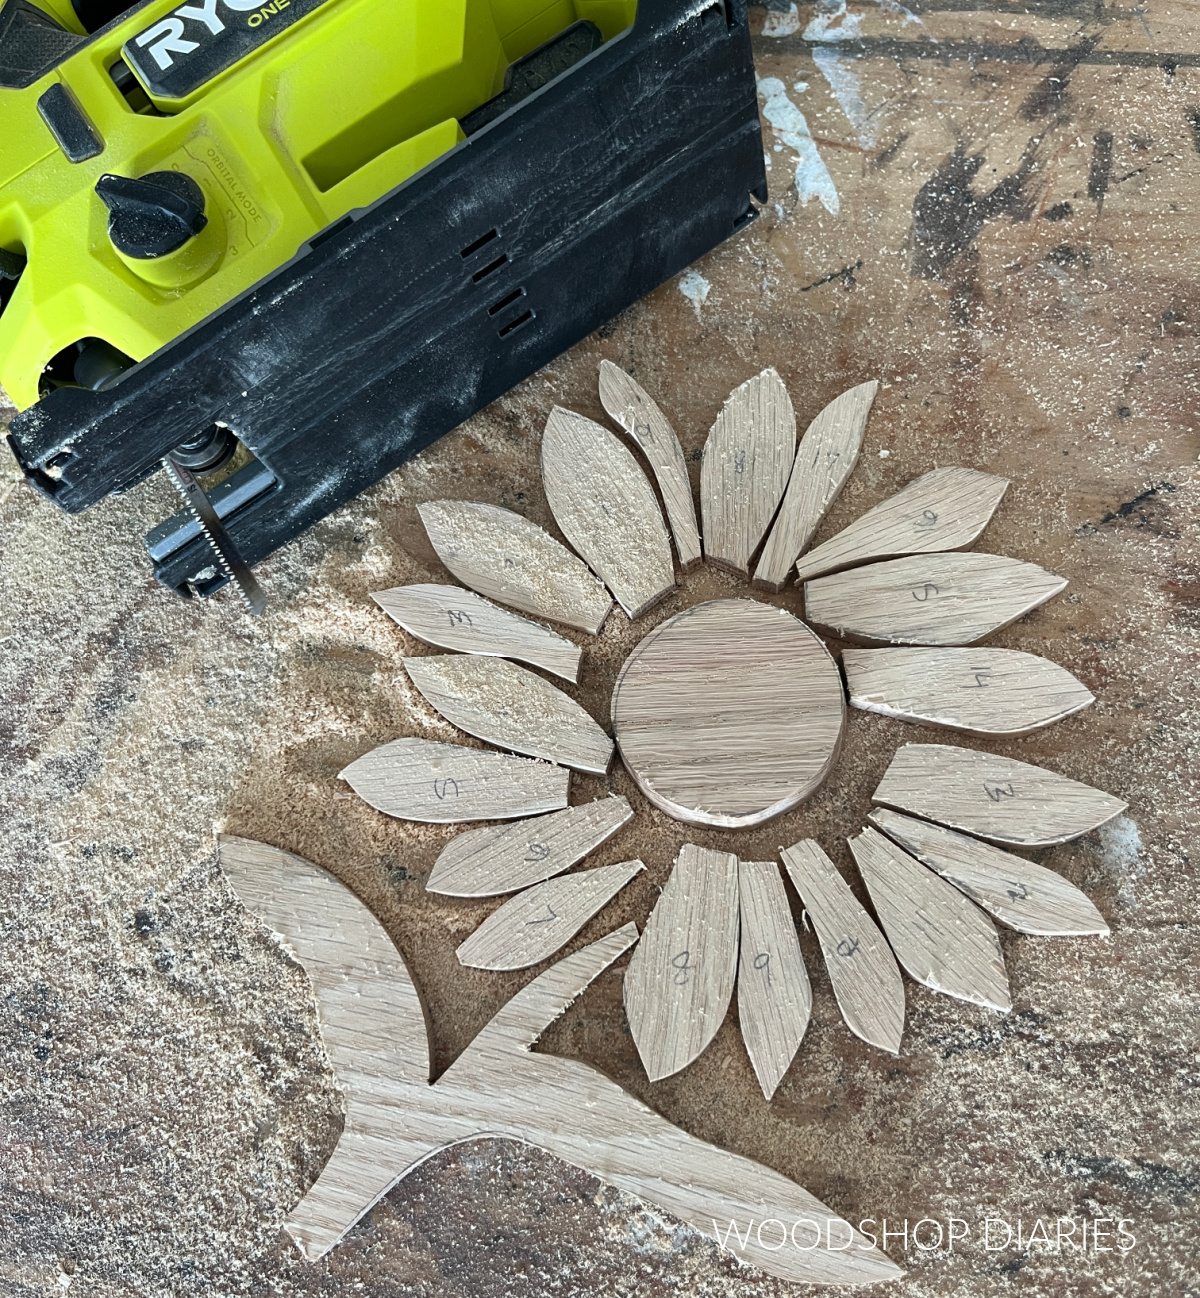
(0, 5, 1198, 1296)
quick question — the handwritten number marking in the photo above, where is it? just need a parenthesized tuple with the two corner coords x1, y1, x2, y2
(836, 937, 860, 959)
(984, 782, 1016, 803)
(912, 583, 940, 602)
(753, 951, 772, 986)
(914, 508, 939, 533)
(433, 778, 460, 800)
(523, 843, 550, 863)
(447, 610, 473, 629)
(526, 905, 557, 926)
(671, 950, 691, 986)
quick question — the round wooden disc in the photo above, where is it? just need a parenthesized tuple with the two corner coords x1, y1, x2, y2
(612, 598, 846, 828)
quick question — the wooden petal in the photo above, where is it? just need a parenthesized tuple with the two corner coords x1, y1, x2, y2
(598, 360, 701, 569)
(804, 552, 1068, 646)
(843, 646, 1095, 736)
(869, 808, 1110, 936)
(793, 466, 1009, 582)
(753, 381, 878, 591)
(404, 655, 612, 775)
(372, 584, 582, 683)
(418, 500, 613, 635)
(700, 368, 796, 574)
(541, 407, 676, 618)
(457, 860, 646, 971)
(780, 840, 905, 1055)
(850, 828, 1011, 1012)
(623, 844, 739, 1082)
(428, 797, 633, 897)
(872, 743, 1127, 847)
(340, 738, 569, 823)
(737, 860, 812, 1100)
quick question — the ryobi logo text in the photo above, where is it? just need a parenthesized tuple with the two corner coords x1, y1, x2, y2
(134, 0, 292, 71)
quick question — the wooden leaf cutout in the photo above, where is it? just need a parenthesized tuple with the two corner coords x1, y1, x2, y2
(869, 808, 1110, 936)
(737, 860, 812, 1100)
(373, 584, 582, 683)
(700, 368, 797, 574)
(754, 381, 878, 591)
(849, 828, 1012, 1013)
(541, 406, 676, 618)
(780, 840, 905, 1055)
(872, 743, 1127, 847)
(843, 646, 1095, 736)
(404, 655, 613, 775)
(418, 500, 613, 635)
(623, 844, 739, 1082)
(598, 360, 701, 569)
(457, 860, 646, 971)
(804, 552, 1068, 646)
(340, 738, 569, 824)
(793, 466, 1009, 582)
(428, 796, 633, 897)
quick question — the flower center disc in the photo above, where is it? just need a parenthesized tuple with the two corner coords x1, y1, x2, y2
(611, 598, 846, 829)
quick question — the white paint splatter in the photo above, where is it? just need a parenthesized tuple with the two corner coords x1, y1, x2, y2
(761, 3, 800, 36)
(803, 0, 863, 43)
(756, 76, 839, 215)
(678, 270, 711, 319)
(804, 3, 878, 148)
(1096, 815, 1145, 910)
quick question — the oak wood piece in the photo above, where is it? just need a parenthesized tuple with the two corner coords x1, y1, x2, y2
(340, 738, 569, 824)
(418, 500, 613, 635)
(372, 584, 582, 683)
(218, 837, 898, 1284)
(793, 466, 1009, 582)
(427, 797, 634, 897)
(869, 808, 1110, 936)
(611, 599, 845, 828)
(872, 743, 1128, 848)
(598, 360, 702, 569)
(753, 381, 878, 591)
(403, 655, 613, 775)
(849, 828, 1012, 1013)
(456, 860, 646, 971)
(700, 368, 797, 574)
(843, 646, 1095, 736)
(623, 844, 740, 1083)
(804, 552, 1068, 646)
(541, 406, 677, 619)
(736, 860, 812, 1101)
(780, 840, 905, 1055)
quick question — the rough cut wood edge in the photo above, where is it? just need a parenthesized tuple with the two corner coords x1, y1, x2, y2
(700, 368, 797, 574)
(753, 381, 878, 591)
(598, 361, 702, 569)
(843, 646, 1095, 737)
(793, 466, 1010, 582)
(418, 499, 613, 635)
(871, 743, 1128, 848)
(218, 836, 899, 1285)
(780, 840, 905, 1055)
(403, 655, 613, 775)
(737, 860, 812, 1100)
(849, 828, 1012, 1013)
(623, 844, 740, 1083)
(372, 585, 582, 683)
(340, 738, 569, 824)
(541, 407, 677, 619)
(427, 796, 634, 897)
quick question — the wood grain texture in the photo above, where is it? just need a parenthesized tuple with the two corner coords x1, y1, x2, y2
(598, 360, 702, 569)
(541, 406, 676, 619)
(700, 368, 797, 574)
(793, 466, 1010, 582)
(427, 797, 633, 897)
(843, 646, 1095, 736)
(736, 860, 812, 1101)
(753, 381, 878, 591)
(869, 808, 1110, 936)
(340, 738, 569, 824)
(872, 743, 1128, 847)
(611, 599, 845, 828)
(372, 584, 582, 683)
(418, 500, 613, 635)
(456, 860, 646, 971)
(849, 828, 1012, 1013)
(623, 844, 740, 1083)
(219, 838, 899, 1284)
(780, 840, 905, 1055)
(804, 552, 1068, 646)
(403, 655, 612, 775)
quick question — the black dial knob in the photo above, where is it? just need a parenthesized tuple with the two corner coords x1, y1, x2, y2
(95, 171, 207, 260)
